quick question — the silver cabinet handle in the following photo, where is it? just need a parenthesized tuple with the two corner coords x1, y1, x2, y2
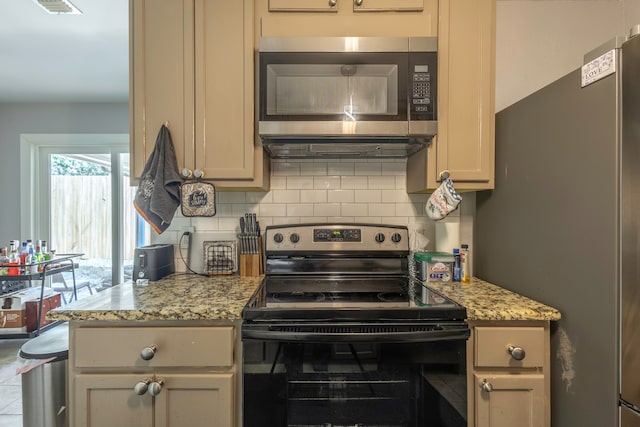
(480, 379, 493, 393)
(140, 345, 157, 361)
(329, 0, 337, 6)
(354, 0, 363, 6)
(149, 379, 164, 397)
(181, 168, 192, 178)
(133, 379, 151, 395)
(507, 345, 526, 361)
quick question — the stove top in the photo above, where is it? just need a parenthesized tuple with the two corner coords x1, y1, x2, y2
(243, 277, 466, 321)
(242, 223, 466, 323)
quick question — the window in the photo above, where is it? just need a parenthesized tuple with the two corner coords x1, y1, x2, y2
(20, 134, 145, 294)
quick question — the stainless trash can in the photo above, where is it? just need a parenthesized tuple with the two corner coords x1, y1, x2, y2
(19, 322, 68, 427)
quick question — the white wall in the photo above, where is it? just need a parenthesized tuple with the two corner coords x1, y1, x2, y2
(496, 0, 639, 111)
(0, 103, 128, 245)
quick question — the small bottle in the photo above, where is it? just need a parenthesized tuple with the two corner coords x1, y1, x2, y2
(41, 240, 52, 261)
(19, 241, 28, 274)
(35, 246, 44, 272)
(7, 240, 20, 276)
(0, 247, 9, 264)
(453, 248, 461, 282)
(461, 244, 470, 283)
(27, 247, 38, 274)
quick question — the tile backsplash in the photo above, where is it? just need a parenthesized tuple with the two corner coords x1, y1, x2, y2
(150, 158, 474, 271)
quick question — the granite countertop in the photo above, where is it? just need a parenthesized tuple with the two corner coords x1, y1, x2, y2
(48, 274, 560, 322)
(429, 277, 561, 321)
(47, 273, 262, 322)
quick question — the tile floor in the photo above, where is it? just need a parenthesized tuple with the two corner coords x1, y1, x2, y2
(0, 337, 27, 427)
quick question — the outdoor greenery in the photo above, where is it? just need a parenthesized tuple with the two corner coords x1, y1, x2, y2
(51, 154, 109, 176)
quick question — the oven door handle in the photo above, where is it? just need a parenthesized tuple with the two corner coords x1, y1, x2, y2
(242, 327, 470, 343)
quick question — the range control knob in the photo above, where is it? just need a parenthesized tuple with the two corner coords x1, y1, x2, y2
(290, 233, 300, 244)
(375, 233, 385, 243)
(391, 233, 402, 243)
(273, 233, 284, 243)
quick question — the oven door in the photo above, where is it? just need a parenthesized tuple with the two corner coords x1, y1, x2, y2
(242, 323, 468, 427)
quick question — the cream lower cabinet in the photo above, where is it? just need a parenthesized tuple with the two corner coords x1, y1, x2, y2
(468, 322, 550, 427)
(68, 323, 238, 427)
(130, 0, 269, 191)
(74, 373, 233, 427)
(407, 0, 496, 192)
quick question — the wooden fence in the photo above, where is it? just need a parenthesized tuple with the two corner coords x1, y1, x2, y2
(50, 175, 136, 260)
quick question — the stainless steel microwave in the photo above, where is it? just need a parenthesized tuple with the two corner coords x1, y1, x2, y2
(257, 37, 437, 158)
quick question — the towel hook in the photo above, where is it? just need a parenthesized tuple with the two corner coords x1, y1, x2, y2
(164, 120, 170, 128)
(439, 170, 450, 181)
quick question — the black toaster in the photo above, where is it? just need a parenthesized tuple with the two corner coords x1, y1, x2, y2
(133, 244, 175, 281)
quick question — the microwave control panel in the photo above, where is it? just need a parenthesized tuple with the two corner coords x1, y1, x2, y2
(409, 51, 437, 121)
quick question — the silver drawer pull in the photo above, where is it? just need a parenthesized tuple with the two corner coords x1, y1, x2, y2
(355, 0, 363, 6)
(133, 379, 151, 395)
(480, 379, 493, 393)
(140, 345, 157, 361)
(149, 379, 164, 397)
(507, 345, 526, 361)
(329, 0, 337, 6)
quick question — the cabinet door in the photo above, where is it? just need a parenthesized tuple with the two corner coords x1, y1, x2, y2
(258, 0, 436, 38)
(194, 0, 254, 180)
(74, 374, 154, 427)
(436, 0, 495, 187)
(130, 0, 195, 181)
(154, 373, 234, 427)
(407, 0, 495, 192)
(474, 374, 545, 427)
(269, 0, 338, 12)
(353, 0, 424, 12)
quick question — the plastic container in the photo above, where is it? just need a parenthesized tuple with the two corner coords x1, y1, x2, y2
(19, 322, 68, 427)
(413, 251, 455, 282)
(461, 244, 470, 283)
(453, 248, 461, 282)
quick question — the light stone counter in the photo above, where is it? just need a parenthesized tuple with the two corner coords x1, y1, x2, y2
(48, 274, 560, 322)
(428, 277, 561, 321)
(47, 273, 263, 322)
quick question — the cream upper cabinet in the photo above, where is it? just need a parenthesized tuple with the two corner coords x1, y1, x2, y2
(407, 0, 495, 192)
(268, 0, 424, 12)
(130, 0, 269, 190)
(257, 0, 437, 37)
(467, 322, 551, 427)
(268, 0, 339, 12)
(68, 324, 237, 427)
(353, 0, 424, 12)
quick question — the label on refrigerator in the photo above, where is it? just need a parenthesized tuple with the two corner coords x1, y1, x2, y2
(581, 49, 617, 87)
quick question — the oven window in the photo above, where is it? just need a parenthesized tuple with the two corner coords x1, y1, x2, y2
(243, 340, 466, 427)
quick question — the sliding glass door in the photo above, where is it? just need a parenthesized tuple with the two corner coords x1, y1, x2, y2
(39, 146, 141, 292)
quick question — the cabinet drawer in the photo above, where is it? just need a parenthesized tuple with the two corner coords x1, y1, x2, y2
(475, 327, 544, 368)
(269, 0, 338, 12)
(75, 327, 234, 369)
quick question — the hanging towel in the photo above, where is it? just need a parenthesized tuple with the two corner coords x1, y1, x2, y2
(133, 125, 183, 234)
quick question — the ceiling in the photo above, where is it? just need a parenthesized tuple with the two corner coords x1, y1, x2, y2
(0, 0, 128, 103)
(0, 0, 616, 104)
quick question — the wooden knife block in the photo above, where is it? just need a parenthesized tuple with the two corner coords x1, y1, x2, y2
(239, 237, 263, 277)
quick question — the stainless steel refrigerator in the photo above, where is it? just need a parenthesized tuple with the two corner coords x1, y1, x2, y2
(475, 31, 640, 427)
